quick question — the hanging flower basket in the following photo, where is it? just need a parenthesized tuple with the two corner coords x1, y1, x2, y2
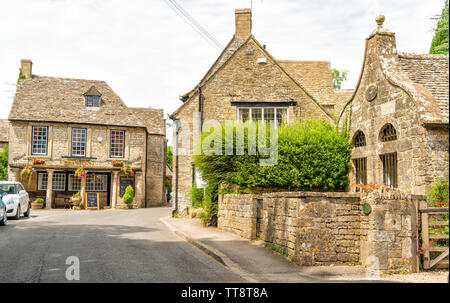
(112, 160, 124, 167)
(20, 166, 36, 187)
(32, 157, 45, 165)
(121, 165, 135, 177)
(74, 167, 87, 178)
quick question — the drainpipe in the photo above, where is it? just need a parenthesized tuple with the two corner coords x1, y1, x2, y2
(198, 87, 203, 132)
(173, 119, 180, 215)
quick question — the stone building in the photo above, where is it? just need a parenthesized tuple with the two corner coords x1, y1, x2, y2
(0, 120, 8, 152)
(170, 8, 354, 213)
(8, 59, 167, 208)
(342, 16, 449, 195)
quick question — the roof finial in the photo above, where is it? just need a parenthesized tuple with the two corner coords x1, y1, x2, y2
(376, 14, 385, 28)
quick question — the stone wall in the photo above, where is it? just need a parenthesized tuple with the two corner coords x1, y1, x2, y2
(219, 188, 419, 273)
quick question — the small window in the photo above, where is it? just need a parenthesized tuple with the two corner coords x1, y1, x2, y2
(37, 172, 66, 191)
(110, 130, 125, 158)
(31, 126, 48, 155)
(86, 174, 107, 192)
(380, 124, 397, 142)
(71, 128, 87, 157)
(68, 175, 81, 191)
(238, 108, 250, 122)
(237, 107, 288, 126)
(86, 95, 100, 107)
(353, 158, 367, 192)
(381, 153, 398, 188)
(354, 131, 366, 147)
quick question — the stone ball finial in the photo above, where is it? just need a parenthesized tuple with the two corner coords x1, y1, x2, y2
(376, 14, 385, 28)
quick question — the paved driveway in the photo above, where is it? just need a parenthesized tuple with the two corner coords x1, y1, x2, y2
(0, 207, 244, 283)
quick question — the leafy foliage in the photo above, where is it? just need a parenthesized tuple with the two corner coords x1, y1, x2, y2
(190, 184, 204, 208)
(198, 183, 219, 226)
(122, 185, 134, 204)
(17, 68, 25, 84)
(332, 68, 348, 89)
(164, 177, 172, 202)
(426, 178, 449, 205)
(430, 0, 449, 54)
(167, 145, 173, 169)
(0, 146, 7, 181)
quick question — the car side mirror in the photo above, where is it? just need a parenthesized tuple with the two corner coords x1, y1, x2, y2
(19, 190, 26, 194)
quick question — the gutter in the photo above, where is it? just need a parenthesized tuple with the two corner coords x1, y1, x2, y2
(422, 122, 449, 129)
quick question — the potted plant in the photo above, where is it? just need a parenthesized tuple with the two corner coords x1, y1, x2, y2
(70, 191, 82, 209)
(122, 185, 134, 209)
(112, 160, 124, 167)
(32, 157, 45, 165)
(31, 198, 45, 209)
(74, 167, 87, 178)
(121, 165, 135, 177)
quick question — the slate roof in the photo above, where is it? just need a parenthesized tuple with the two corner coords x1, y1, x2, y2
(9, 76, 165, 135)
(398, 53, 449, 122)
(0, 119, 9, 142)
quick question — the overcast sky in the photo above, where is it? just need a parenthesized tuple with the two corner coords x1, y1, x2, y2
(0, 0, 445, 143)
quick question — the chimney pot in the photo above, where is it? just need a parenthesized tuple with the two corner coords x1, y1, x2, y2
(20, 59, 32, 79)
(235, 8, 252, 39)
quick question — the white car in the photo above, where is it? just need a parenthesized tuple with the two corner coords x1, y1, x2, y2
(0, 181, 30, 219)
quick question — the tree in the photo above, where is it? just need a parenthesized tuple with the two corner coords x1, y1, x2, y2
(332, 69, 348, 89)
(430, 0, 449, 54)
(122, 185, 134, 204)
(0, 146, 8, 181)
(167, 145, 173, 169)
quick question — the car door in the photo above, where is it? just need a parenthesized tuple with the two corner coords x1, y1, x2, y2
(17, 184, 27, 212)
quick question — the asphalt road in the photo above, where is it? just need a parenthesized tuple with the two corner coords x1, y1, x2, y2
(0, 207, 245, 283)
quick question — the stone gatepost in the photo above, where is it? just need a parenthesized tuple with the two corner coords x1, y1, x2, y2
(45, 169, 54, 209)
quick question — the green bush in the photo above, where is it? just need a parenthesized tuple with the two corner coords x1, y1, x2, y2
(199, 183, 219, 226)
(194, 119, 351, 192)
(122, 185, 134, 204)
(0, 146, 8, 181)
(165, 177, 172, 202)
(33, 198, 44, 203)
(427, 178, 449, 205)
(190, 184, 204, 208)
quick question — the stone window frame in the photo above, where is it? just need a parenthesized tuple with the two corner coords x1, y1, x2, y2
(380, 123, 398, 142)
(380, 152, 398, 188)
(353, 130, 366, 148)
(236, 107, 288, 127)
(71, 127, 87, 157)
(110, 130, 125, 158)
(353, 157, 367, 192)
(31, 126, 49, 155)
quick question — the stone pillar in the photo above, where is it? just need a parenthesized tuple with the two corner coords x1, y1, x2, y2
(111, 171, 119, 209)
(45, 169, 54, 209)
(135, 172, 143, 208)
(80, 175, 87, 210)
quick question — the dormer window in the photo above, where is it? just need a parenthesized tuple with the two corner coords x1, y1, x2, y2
(86, 95, 100, 107)
(83, 86, 102, 108)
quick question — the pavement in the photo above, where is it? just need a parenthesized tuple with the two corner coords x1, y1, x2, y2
(0, 207, 245, 283)
(161, 216, 388, 283)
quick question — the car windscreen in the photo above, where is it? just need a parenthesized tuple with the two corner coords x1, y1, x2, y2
(0, 184, 17, 195)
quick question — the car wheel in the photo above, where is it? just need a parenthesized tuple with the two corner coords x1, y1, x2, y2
(24, 203, 30, 218)
(13, 206, 20, 220)
(0, 214, 6, 226)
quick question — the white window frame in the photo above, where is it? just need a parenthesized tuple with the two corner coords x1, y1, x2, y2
(71, 128, 87, 157)
(31, 126, 49, 155)
(110, 130, 125, 158)
(38, 172, 66, 191)
(86, 174, 108, 192)
(236, 107, 289, 127)
(37, 173, 48, 191)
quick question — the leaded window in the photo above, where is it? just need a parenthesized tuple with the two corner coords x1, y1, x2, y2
(110, 130, 125, 158)
(354, 131, 366, 147)
(86, 95, 100, 107)
(31, 126, 48, 155)
(237, 107, 288, 126)
(86, 174, 107, 192)
(380, 124, 397, 142)
(37, 172, 66, 191)
(68, 175, 81, 191)
(381, 153, 398, 188)
(37, 173, 48, 191)
(71, 128, 87, 157)
(354, 158, 367, 192)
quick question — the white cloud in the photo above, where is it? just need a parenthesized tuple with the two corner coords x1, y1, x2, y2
(0, 0, 444, 144)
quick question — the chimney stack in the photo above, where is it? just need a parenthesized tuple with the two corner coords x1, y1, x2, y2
(235, 8, 252, 39)
(21, 59, 32, 79)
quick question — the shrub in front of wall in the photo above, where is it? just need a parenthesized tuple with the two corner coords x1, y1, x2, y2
(123, 185, 134, 205)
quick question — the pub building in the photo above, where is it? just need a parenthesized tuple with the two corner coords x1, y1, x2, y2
(7, 59, 167, 209)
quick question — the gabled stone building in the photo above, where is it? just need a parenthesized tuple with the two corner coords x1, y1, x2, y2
(343, 16, 449, 195)
(8, 59, 167, 208)
(170, 8, 354, 213)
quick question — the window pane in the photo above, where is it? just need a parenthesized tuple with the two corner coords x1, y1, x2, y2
(238, 108, 249, 122)
(251, 108, 262, 122)
(86, 95, 99, 107)
(52, 173, 66, 191)
(38, 173, 48, 190)
(264, 108, 275, 122)
(72, 128, 87, 157)
(31, 126, 48, 155)
(86, 174, 107, 192)
(68, 175, 81, 191)
(110, 130, 125, 158)
(276, 108, 287, 125)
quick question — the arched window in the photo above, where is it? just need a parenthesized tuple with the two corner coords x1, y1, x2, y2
(380, 124, 397, 142)
(353, 131, 366, 147)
